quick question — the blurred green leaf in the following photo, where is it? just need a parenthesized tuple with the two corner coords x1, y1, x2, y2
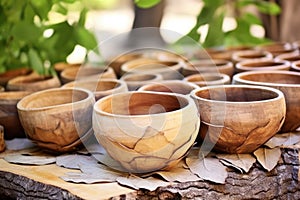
(28, 48, 44, 74)
(74, 27, 98, 52)
(203, 12, 225, 48)
(78, 8, 87, 27)
(29, 0, 52, 20)
(134, 0, 161, 9)
(237, 0, 281, 15)
(242, 13, 262, 25)
(11, 21, 42, 43)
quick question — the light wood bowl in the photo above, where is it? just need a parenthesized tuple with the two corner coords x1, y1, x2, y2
(60, 66, 116, 84)
(191, 85, 286, 153)
(233, 70, 300, 132)
(232, 50, 273, 63)
(0, 91, 31, 139)
(121, 58, 183, 80)
(93, 91, 200, 173)
(182, 59, 234, 77)
(291, 60, 300, 72)
(0, 68, 32, 86)
(256, 42, 297, 56)
(183, 73, 231, 87)
(121, 73, 163, 91)
(138, 80, 199, 95)
(235, 59, 290, 72)
(275, 51, 300, 62)
(62, 79, 128, 100)
(17, 88, 95, 152)
(6, 72, 61, 91)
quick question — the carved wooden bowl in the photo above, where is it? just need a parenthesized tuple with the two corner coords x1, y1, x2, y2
(62, 79, 128, 100)
(17, 88, 95, 152)
(291, 60, 300, 72)
(93, 91, 200, 173)
(233, 70, 300, 132)
(235, 59, 290, 72)
(257, 42, 297, 56)
(183, 73, 231, 87)
(231, 50, 273, 63)
(121, 58, 183, 80)
(0, 68, 32, 86)
(6, 72, 61, 91)
(138, 80, 199, 95)
(60, 66, 116, 84)
(275, 51, 300, 63)
(182, 59, 234, 77)
(121, 73, 163, 91)
(191, 85, 286, 154)
(0, 91, 31, 139)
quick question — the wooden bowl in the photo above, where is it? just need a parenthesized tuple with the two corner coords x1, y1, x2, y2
(0, 85, 4, 92)
(6, 72, 61, 91)
(0, 125, 5, 152)
(231, 50, 273, 63)
(235, 59, 290, 72)
(233, 70, 300, 132)
(138, 80, 199, 95)
(62, 79, 128, 100)
(291, 60, 300, 72)
(121, 58, 183, 80)
(0, 91, 31, 139)
(17, 88, 95, 152)
(107, 53, 143, 77)
(60, 66, 116, 84)
(0, 68, 32, 86)
(54, 62, 81, 78)
(256, 42, 297, 57)
(275, 51, 300, 62)
(121, 73, 163, 91)
(93, 91, 200, 173)
(182, 59, 234, 77)
(183, 73, 231, 87)
(191, 85, 286, 153)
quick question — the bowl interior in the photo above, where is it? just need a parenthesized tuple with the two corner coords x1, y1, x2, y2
(126, 60, 178, 71)
(67, 80, 120, 92)
(238, 73, 300, 84)
(140, 82, 196, 95)
(123, 74, 157, 82)
(195, 87, 279, 102)
(19, 89, 88, 109)
(64, 66, 107, 78)
(97, 92, 188, 115)
(187, 74, 224, 82)
(242, 61, 283, 68)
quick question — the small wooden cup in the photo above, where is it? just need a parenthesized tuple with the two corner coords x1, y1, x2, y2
(0, 68, 32, 87)
(235, 59, 290, 72)
(121, 73, 163, 91)
(231, 50, 273, 63)
(191, 85, 286, 153)
(184, 73, 231, 87)
(17, 88, 95, 152)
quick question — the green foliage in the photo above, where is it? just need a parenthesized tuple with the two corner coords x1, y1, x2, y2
(176, 0, 281, 48)
(134, 0, 161, 9)
(0, 0, 98, 74)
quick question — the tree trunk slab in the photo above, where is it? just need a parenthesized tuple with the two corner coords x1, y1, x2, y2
(0, 148, 299, 200)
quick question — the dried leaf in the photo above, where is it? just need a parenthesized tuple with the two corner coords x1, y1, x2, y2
(186, 156, 228, 184)
(56, 154, 98, 169)
(4, 154, 56, 165)
(0, 147, 39, 159)
(254, 147, 281, 171)
(94, 153, 126, 172)
(116, 175, 169, 191)
(61, 171, 118, 184)
(264, 132, 300, 148)
(5, 138, 36, 150)
(76, 143, 106, 155)
(216, 154, 256, 173)
(219, 159, 243, 173)
(155, 161, 201, 182)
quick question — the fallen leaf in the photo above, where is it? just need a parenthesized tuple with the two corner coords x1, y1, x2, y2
(76, 143, 106, 155)
(5, 138, 36, 150)
(61, 171, 119, 184)
(0, 147, 39, 159)
(264, 132, 300, 148)
(56, 154, 98, 170)
(216, 154, 256, 173)
(154, 161, 201, 182)
(116, 174, 169, 191)
(254, 147, 281, 172)
(219, 159, 243, 173)
(186, 155, 228, 184)
(94, 153, 126, 172)
(4, 154, 56, 165)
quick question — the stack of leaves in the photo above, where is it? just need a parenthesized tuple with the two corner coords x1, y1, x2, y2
(1, 132, 300, 191)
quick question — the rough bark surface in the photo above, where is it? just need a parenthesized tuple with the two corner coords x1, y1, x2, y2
(0, 148, 298, 200)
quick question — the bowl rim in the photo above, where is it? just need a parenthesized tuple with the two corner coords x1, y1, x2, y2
(138, 80, 199, 93)
(93, 91, 196, 118)
(190, 84, 285, 104)
(120, 73, 163, 83)
(235, 59, 290, 71)
(233, 70, 300, 88)
(183, 73, 231, 85)
(17, 88, 94, 111)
